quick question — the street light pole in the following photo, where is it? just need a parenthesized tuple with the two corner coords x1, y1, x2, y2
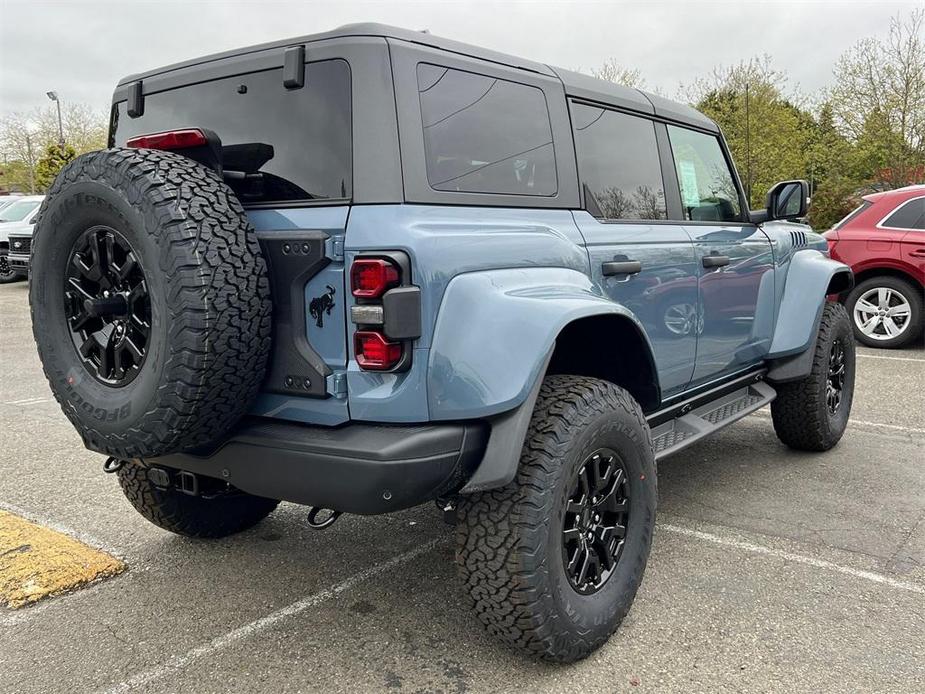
(46, 91, 64, 145)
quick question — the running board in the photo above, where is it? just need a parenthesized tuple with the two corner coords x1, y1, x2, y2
(650, 381, 776, 461)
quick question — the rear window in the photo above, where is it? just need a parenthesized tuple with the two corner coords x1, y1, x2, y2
(416, 64, 557, 196)
(112, 59, 351, 205)
(881, 197, 925, 230)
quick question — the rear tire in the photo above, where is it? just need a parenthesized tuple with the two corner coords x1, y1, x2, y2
(116, 463, 279, 538)
(771, 302, 855, 451)
(845, 276, 923, 349)
(456, 375, 656, 663)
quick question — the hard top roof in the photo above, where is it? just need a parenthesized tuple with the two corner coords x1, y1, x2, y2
(117, 22, 717, 132)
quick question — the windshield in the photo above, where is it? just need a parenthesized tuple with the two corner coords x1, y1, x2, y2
(0, 200, 40, 222)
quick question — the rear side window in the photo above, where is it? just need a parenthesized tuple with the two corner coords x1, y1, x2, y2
(416, 64, 556, 196)
(667, 125, 742, 222)
(881, 197, 925, 230)
(571, 103, 666, 220)
(112, 60, 351, 205)
(833, 201, 872, 230)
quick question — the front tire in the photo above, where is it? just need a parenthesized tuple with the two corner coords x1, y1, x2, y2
(456, 376, 657, 663)
(0, 249, 24, 284)
(845, 276, 923, 349)
(771, 302, 855, 451)
(116, 463, 279, 538)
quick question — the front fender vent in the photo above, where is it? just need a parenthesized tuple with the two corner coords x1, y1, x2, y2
(789, 230, 807, 248)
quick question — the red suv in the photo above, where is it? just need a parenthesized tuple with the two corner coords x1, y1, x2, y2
(824, 186, 925, 348)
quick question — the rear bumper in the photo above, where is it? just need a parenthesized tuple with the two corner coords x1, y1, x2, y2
(150, 417, 489, 515)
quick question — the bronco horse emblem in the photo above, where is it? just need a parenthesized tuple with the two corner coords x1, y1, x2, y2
(309, 285, 336, 328)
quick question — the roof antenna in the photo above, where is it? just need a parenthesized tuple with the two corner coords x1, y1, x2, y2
(419, 29, 430, 33)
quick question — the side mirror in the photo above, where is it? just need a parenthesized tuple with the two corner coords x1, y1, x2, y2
(765, 180, 809, 221)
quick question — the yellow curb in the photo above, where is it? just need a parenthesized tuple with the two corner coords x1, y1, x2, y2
(0, 509, 125, 609)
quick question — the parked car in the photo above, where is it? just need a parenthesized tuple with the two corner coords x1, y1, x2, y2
(0, 194, 25, 212)
(824, 185, 924, 348)
(0, 195, 43, 284)
(28, 24, 854, 663)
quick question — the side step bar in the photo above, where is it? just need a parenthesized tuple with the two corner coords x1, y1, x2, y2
(649, 381, 776, 461)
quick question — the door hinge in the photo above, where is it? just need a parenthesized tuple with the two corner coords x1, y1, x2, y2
(326, 371, 348, 399)
(325, 234, 345, 262)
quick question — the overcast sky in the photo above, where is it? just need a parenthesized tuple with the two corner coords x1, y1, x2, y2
(1, 0, 920, 118)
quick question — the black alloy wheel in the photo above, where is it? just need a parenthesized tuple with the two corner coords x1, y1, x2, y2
(0, 252, 14, 280)
(562, 448, 631, 594)
(826, 338, 846, 415)
(64, 225, 151, 386)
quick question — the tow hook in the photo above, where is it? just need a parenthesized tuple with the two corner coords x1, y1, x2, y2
(306, 507, 342, 529)
(437, 498, 457, 525)
(103, 457, 125, 474)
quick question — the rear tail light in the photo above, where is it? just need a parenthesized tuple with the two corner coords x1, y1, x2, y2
(354, 331, 402, 370)
(351, 258, 400, 299)
(126, 129, 208, 150)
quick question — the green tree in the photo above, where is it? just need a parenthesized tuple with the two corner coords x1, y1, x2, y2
(35, 143, 76, 191)
(829, 9, 925, 186)
(1, 102, 107, 193)
(682, 56, 812, 208)
(591, 59, 646, 89)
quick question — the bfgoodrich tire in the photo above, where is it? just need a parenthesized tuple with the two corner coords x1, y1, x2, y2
(29, 148, 272, 459)
(771, 302, 855, 451)
(456, 376, 657, 663)
(117, 463, 279, 538)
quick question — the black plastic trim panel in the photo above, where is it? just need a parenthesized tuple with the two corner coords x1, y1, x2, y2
(152, 418, 489, 514)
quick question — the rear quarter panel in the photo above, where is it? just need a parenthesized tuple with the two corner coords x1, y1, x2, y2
(344, 205, 593, 421)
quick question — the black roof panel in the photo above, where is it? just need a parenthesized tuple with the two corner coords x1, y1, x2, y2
(117, 22, 716, 132)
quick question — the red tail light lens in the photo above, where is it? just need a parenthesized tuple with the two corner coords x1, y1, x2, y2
(351, 258, 400, 298)
(355, 331, 402, 370)
(126, 129, 208, 150)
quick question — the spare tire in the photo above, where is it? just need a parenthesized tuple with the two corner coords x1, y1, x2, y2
(30, 148, 272, 458)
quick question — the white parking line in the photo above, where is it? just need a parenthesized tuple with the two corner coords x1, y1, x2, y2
(2, 397, 51, 406)
(847, 419, 925, 435)
(858, 353, 925, 363)
(748, 410, 925, 435)
(662, 523, 925, 595)
(97, 537, 442, 694)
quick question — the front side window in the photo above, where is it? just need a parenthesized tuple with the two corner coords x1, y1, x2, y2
(881, 197, 925, 230)
(571, 103, 666, 220)
(667, 125, 742, 222)
(113, 60, 352, 205)
(417, 64, 556, 196)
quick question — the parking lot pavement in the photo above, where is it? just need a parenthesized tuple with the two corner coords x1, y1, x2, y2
(1, 278, 923, 694)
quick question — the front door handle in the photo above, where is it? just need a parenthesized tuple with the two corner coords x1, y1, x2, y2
(602, 260, 642, 276)
(702, 254, 730, 269)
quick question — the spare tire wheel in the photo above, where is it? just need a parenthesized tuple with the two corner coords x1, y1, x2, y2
(29, 148, 272, 458)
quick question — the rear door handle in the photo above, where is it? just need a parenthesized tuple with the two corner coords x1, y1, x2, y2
(909, 248, 925, 258)
(602, 260, 642, 276)
(702, 254, 730, 268)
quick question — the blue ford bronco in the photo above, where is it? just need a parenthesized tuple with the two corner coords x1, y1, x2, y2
(29, 24, 855, 662)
